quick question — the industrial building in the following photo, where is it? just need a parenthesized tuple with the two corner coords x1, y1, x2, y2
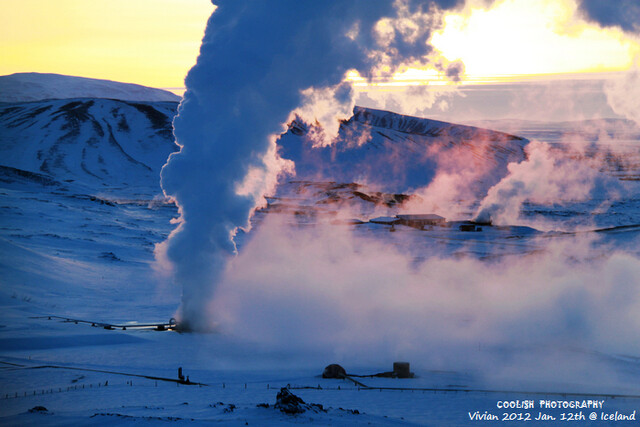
(369, 214, 447, 230)
(396, 214, 446, 229)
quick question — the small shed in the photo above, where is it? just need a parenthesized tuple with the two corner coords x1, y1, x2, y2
(396, 214, 446, 229)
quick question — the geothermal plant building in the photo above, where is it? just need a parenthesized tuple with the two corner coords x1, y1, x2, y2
(370, 214, 446, 230)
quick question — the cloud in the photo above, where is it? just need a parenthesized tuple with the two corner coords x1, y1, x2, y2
(577, 0, 640, 33)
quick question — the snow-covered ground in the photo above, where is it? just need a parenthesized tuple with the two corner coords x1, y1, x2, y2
(2, 85, 640, 424)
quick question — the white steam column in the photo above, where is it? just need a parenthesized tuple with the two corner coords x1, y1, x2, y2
(158, 1, 384, 331)
(158, 0, 462, 331)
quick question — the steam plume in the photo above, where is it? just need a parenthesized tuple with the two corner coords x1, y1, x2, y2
(606, 63, 640, 126)
(211, 216, 640, 389)
(474, 140, 622, 227)
(157, 0, 462, 330)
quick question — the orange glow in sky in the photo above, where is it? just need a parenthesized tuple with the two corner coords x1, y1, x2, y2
(0, 0, 213, 93)
(1, 0, 638, 93)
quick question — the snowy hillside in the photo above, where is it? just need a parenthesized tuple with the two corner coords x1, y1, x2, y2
(2, 96, 640, 424)
(0, 98, 179, 194)
(280, 106, 528, 194)
(0, 73, 181, 103)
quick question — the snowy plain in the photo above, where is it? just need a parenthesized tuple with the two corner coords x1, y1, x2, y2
(2, 76, 640, 425)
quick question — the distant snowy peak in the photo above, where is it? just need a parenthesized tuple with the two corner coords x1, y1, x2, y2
(0, 73, 181, 103)
(350, 106, 524, 142)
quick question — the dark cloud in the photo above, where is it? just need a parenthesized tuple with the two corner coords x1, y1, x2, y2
(407, 0, 467, 9)
(577, 0, 640, 32)
(445, 60, 465, 82)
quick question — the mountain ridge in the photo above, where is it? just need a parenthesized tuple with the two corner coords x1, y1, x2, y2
(351, 106, 526, 142)
(0, 98, 179, 194)
(280, 106, 528, 196)
(0, 72, 181, 103)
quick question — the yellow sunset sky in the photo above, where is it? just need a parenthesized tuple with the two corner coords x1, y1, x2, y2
(1, 0, 638, 93)
(0, 0, 214, 93)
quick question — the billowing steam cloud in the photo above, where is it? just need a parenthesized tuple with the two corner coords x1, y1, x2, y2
(474, 140, 609, 226)
(153, 0, 640, 391)
(158, 0, 465, 330)
(606, 63, 640, 126)
(212, 216, 640, 387)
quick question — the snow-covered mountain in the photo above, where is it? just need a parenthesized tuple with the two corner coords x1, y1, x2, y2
(0, 73, 181, 103)
(0, 94, 527, 200)
(0, 98, 179, 194)
(280, 106, 528, 194)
